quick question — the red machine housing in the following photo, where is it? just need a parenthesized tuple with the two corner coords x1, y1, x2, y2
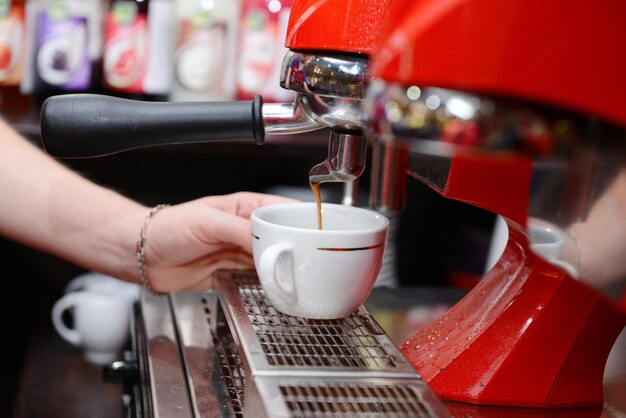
(371, 0, 626, 408)
(285, 0, 626, 409)
(284, 0, 391, 54)
(372, 0, 626, 128)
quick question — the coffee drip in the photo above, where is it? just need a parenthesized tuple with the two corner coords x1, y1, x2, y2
(308, 129, 367, 230)
(310, 181, 323, 230)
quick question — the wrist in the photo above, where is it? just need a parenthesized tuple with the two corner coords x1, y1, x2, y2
(136, 204, 171, 296)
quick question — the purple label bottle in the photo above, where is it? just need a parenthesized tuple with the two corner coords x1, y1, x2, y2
(35, 1, 91, 91)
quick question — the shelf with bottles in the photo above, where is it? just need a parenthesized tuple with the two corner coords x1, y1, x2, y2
(0, 0, 296, 112)
(0, 0, 307, 152)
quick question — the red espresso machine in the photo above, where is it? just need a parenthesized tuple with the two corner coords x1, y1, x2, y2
(38, 0, 626, 416)
(366, 0, 626, 411)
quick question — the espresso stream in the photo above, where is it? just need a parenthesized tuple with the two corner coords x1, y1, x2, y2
(310, 181, 323, 230)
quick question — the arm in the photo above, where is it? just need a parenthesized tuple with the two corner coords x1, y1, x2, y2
(0, 118, 146, 282)
(567, 169, 626, 290)
(0, 119, 295, 292)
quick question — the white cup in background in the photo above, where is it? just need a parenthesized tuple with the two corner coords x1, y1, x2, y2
(251, 202, 389, 319)
(528, 223, 565, 260)
(528, 220, 579, 278)
(51, 272, 140, 365)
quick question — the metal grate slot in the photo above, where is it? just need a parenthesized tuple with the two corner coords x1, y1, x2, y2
(279, 382, 433, 417)
(233, 275, 397, 369)
(204, 297, 246, 417)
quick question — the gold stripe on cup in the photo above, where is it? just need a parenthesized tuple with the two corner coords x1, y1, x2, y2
(317, 242, 386, 252)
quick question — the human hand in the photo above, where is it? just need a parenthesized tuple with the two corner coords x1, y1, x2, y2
(141, 192, 298, 292)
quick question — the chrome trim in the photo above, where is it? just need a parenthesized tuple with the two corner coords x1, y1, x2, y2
(272, 50, 370, 131)
(369, 137, 409, 211)
(141, 291, 194, 418)
(170, 292, 238, 417)
(261, 99, 322, 135)
(280, 50, 369, 99)
(366, 80, 626, 212)
(367, 81, 625, 158)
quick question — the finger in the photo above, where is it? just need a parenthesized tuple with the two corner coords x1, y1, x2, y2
(152, 249, 254, 292)
(187, 261, 254, 291)
(146, 204, 249, 263)
(201, 209, 255, 252)
(202, 192, 299, 218)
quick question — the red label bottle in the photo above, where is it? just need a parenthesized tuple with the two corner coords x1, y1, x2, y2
(0, 0, 29, 112)
(235, 0, 294, 103)
(102, 0, 149, 95)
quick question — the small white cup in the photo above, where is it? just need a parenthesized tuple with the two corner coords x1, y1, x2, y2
(528, 223, 565, 260)
(51, 272, 140, 365)
(528, 220, 579, 278)
(251, 202, 389, 319)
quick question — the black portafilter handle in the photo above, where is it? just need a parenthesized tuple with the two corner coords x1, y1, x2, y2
(40, 94, 265, 158)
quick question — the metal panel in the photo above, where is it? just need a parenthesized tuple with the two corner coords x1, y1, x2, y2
(140, 291, 194, 418)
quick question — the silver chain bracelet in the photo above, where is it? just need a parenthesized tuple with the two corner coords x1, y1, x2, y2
(136, 204, 170, 296)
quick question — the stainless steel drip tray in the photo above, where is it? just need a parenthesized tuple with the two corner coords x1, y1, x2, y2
(163, 269, 449, 418)
(254, 376, 446, 418)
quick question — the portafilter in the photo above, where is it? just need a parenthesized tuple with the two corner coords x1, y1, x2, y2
(40, 50, 369, 185)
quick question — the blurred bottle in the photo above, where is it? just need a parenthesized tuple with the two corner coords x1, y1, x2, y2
(28, 0, 103, 99)
(101, 0, 172, 100)
(235, 0, 293, 103)
(170, 0, 240, 102)
(0, 0, 30, 113)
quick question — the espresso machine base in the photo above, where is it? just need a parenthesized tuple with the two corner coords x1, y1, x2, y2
(123, 269, 449, 418)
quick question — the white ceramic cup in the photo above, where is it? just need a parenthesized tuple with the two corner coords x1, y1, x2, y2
(528, 223, 565, 260)
(528, 220, 579, 278)
(51, 272, 140, 365)
(251, 202, 389, 319)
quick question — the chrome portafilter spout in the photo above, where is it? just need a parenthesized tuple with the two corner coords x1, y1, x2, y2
(308, 129, 367, 181)
(308, 129, 367, 206)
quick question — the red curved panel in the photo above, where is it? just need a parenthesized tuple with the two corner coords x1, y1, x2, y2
(285, 0, 391, 54)
(372, 0, 626, 128)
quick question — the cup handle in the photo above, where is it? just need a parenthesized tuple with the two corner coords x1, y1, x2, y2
(64, 276, 91, 294)
(51, 292, 85, 347)
(259, 243, 297, 304)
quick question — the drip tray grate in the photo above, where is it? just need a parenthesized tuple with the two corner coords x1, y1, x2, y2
(235, 276, 396, 369)
(169, 270, 450, 417)
(255, 376, 444, 418)
(218, 270, 417, 376)
(281, 382, 434, 416)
